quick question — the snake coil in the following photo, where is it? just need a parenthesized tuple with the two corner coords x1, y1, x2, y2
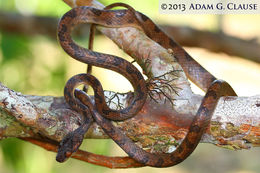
(57, 3, 237, 167)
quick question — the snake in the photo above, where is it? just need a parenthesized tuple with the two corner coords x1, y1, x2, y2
(57, 3, 237, 167)
(58, 3, 148, 121)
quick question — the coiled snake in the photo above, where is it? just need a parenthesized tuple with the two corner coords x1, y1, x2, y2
(56, 3, 237, 167)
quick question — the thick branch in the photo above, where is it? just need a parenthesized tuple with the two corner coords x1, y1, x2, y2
(0, 11, 58, 38)
(162, 25, 260, 63)
(1, 82, 260, 151)
(1, 11, 260, 63)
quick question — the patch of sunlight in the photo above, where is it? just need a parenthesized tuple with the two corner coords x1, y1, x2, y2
(28, 37, 66, 95)
(23, 144, 54, 173)
(157, 14, 219, 31)
(223, 15, 260, 39)
(35, 0, 70, 17)
(190, 81, 204, 95)
(0, 49, 2, 64)
(106, 166, 188, 173)
(186, 47, 260, 96)
(15, 0, 38, 15)
(92, 35, 135, 93)
(0, 148, 3, 170)
(66, 57, 86, 77)
(229, 171, 256, 173)
(1, 63, 21, 87)
(28, 64, 51, 88)
(93, 35, 132, 62)
(31, 38, 63, 71)
(0, 34, 2, 63)
(94, 67, 133, 93)
(0, 149, 10, 173)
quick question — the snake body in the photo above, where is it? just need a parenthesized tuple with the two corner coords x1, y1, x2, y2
(58, 6, 148, 121)
(57, 3, 237, 167)
(65, 74, 236, 167)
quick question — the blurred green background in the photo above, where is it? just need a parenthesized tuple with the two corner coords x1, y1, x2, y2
(0, 0, 260, 173)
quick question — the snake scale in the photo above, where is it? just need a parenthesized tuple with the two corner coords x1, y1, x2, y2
(57, 3, 237, 167)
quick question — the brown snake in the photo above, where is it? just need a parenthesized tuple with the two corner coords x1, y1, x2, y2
(58, 3, 148, 121)
(57, 3, 237, 167)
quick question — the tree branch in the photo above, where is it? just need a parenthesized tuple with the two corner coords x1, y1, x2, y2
(1, 81, 260, 167)
(1, 82, 260, 149)
(1, 11, 260, 63)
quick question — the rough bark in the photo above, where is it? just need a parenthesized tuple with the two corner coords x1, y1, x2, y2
(1, 82, 260, 150)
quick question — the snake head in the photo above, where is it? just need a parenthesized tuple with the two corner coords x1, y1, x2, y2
(56, 129, 85, 162)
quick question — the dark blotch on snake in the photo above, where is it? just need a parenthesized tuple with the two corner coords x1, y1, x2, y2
(90, 8, 102, 16)
(154, 25, 161, 33)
